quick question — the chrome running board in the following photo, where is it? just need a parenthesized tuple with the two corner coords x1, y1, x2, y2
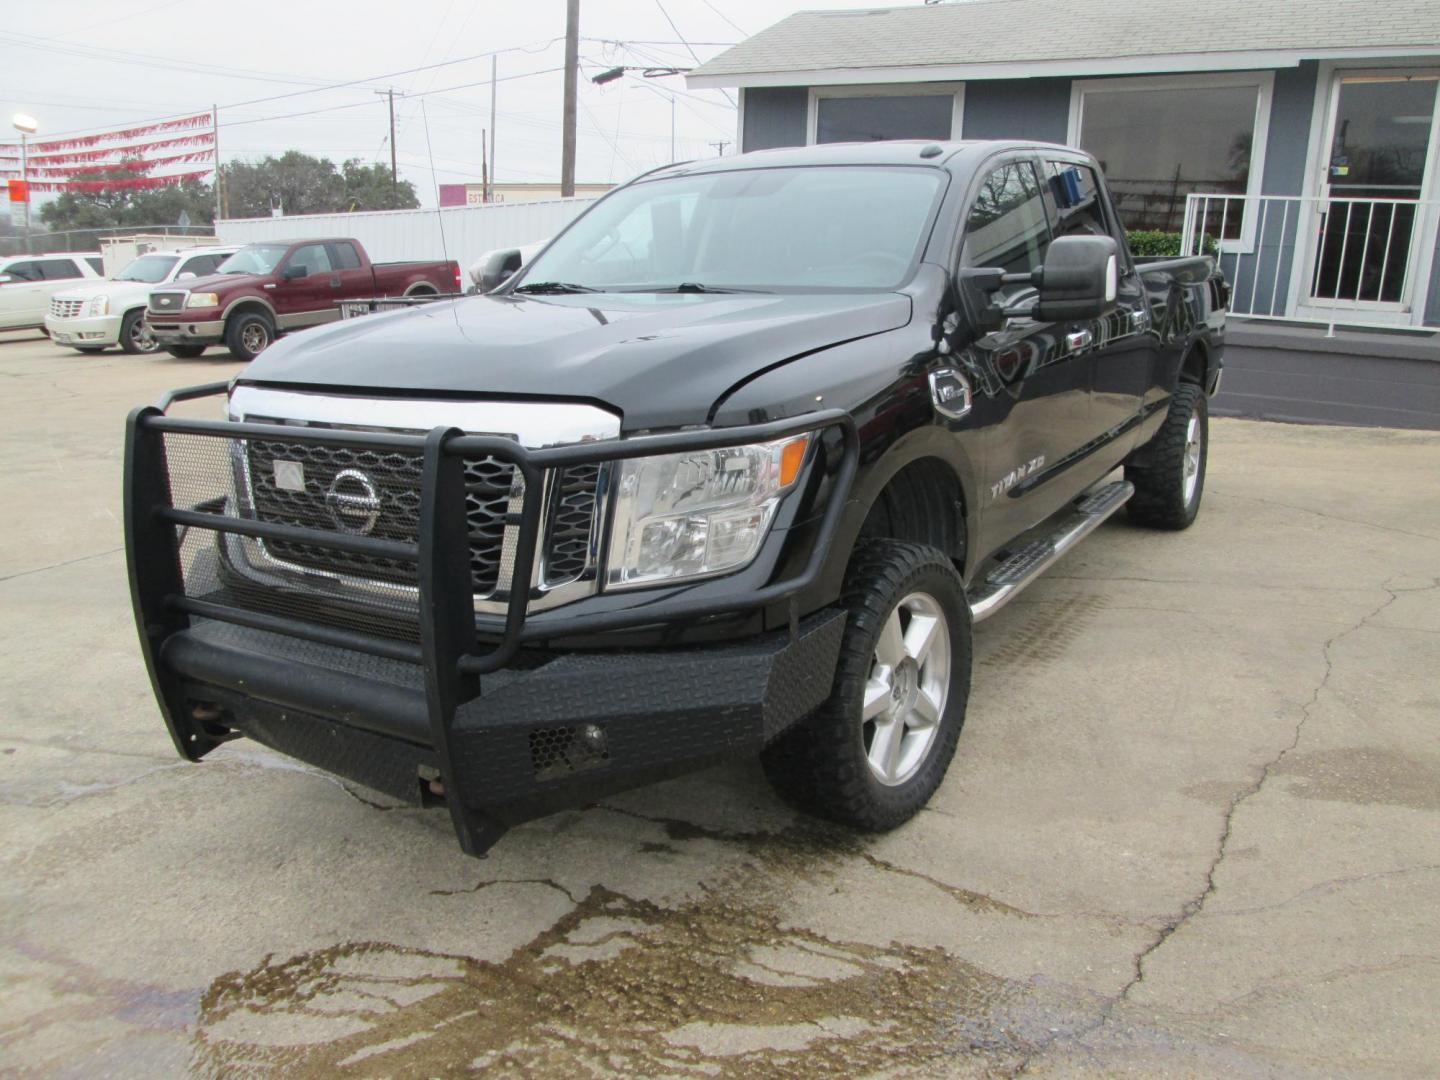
(968, 480, 1134, 623)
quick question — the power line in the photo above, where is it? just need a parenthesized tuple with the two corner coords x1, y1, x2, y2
(649, 2, 735, 106)
(0, 36, 565, 141)
(693, 0, 748, 38)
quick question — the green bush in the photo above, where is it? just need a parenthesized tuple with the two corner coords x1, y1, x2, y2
(1125, 230, 1218, 257)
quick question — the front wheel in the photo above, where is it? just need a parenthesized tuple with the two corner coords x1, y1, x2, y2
(119, 309, 159, 354)
(225, 311, 274, 361)
(761, 541, 971, 831)
(1125, 381, 1208, 530)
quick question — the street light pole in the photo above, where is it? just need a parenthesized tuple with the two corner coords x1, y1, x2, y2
(12, 114, 37, 254)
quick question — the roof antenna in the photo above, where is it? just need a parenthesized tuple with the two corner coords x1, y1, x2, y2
(419, 98, 461, 325)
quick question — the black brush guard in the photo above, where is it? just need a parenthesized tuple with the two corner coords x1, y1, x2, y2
(126, 382, 858, 855)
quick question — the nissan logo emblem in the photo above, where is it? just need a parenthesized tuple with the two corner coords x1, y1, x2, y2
(325, 468, 381, 535)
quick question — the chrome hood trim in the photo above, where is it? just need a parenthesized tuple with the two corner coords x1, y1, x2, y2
(228, 385, 621, 445)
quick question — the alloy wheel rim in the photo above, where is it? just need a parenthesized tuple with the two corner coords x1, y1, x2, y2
(862, 591, 950, 787)
(1182, 414, 1202, 505)
(242, 324, 268, 354)
(130, 318, 156, 352)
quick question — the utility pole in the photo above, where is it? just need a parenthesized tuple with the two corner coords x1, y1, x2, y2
(709, 140, 729, 157)
(481, 129, 489, 203)
(561, 0, 579, 197)
(375, 88, 399, 186)
(670, 96, 676, 162)
(212, 104, 222, 225)
(489, 54, 497, 198)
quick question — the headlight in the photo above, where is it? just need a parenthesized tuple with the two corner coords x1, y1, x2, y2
(606, 434, 810, 589)
(84, 295, 108, 316)
(186, 292, 219, 308)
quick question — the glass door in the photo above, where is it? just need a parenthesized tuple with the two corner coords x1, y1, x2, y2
(1309, 73, 1438, 311)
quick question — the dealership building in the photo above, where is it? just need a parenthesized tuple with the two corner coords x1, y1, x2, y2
(688, 0, 1440, 427)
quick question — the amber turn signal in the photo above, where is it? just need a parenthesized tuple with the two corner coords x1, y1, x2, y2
(779, 436, 808, 488)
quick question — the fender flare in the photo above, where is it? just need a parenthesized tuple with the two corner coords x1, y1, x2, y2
(816, 424, 979, 598)
(218, 293, 277, 328)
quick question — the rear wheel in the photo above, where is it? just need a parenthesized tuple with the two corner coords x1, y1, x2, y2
(1125, 381, 1208, 530)
(225, 311, 274, 361)
(165, 344, 207, 359)
(119, 309, 159, 355)
(761, 541, 971, 831)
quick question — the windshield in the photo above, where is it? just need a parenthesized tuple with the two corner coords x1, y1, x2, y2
(115, 255, 179, 283)
(217, 244, 290, 275)
(516, 165, 945, 292)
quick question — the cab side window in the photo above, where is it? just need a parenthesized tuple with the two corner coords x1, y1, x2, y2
(961, 160, 1050, 303)
(328, 242, 362, 270)
(37, 258, 83, 281)
(1045, 161, 1116, 241)
(285, 243, 333, 276)
(180, 254, 219, 277)
(3, 261, 40, 281)
(85, 257, 104, 274)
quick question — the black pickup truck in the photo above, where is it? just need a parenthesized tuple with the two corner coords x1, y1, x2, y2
(125, 141, 1224, 856)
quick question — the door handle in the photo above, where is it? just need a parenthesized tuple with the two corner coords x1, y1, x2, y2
(263, 283, 276, 290)
(1065, 329, 1093, 352)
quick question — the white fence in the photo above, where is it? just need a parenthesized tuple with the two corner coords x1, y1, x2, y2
(215, 197, 598, 271)
(1181, 192, 1440, 334)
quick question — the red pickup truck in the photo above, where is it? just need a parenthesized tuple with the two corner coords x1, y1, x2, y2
(144, 238, 460, 360)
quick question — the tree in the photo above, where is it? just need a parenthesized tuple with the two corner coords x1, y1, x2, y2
(220, 151, 418, 217)
(34, 151, 420, 232)
(38, 161, 215, 232)
(341, 159, 420, 211)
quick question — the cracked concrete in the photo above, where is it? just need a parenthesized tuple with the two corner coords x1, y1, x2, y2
(3, 330, 1439, 1077)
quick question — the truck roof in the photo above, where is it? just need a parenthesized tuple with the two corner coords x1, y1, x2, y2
(640, 139, 1086, 181)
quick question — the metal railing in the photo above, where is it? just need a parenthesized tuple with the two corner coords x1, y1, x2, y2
(1181, 193, 1440, 336)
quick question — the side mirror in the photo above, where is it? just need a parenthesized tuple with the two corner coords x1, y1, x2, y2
(280, 264, 308, 281)
(959, 234, 1119, 327)
(1033, 235, 1118, 322)
(474, 248, 523, 292)
(0, 274, 12, 284)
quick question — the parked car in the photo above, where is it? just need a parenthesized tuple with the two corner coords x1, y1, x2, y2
(143, 238, 462, 360)
(124, 141, 1225, 857)
(0, 252, 105, 334)
(45, 246, 239, 355)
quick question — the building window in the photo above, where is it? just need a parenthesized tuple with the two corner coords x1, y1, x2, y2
(1070, 74, 1272, 244)
(810, 84, 963, 145)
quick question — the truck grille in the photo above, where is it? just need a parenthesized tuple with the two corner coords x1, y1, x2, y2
(148, 291, 186, 314)
(243, 436, 600, 599)
(49, 298, 84, 318)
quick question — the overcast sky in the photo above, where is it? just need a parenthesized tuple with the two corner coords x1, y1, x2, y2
(1, 0, 906, 213)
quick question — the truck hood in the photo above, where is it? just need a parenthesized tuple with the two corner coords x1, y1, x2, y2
(241, 290, 913, 430)
(155, 270, 257, 294)
(51, 279, 152, 307)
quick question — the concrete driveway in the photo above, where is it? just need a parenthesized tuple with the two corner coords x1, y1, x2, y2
(2, 328, 1437, 1078)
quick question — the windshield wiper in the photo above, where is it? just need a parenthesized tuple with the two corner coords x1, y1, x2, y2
(620, 282, 766, 294)
(513, 281, 603, 294)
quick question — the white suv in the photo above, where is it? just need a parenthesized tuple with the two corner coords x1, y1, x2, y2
(0, 253, 105, 333)
(45, 246, 238, 355)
